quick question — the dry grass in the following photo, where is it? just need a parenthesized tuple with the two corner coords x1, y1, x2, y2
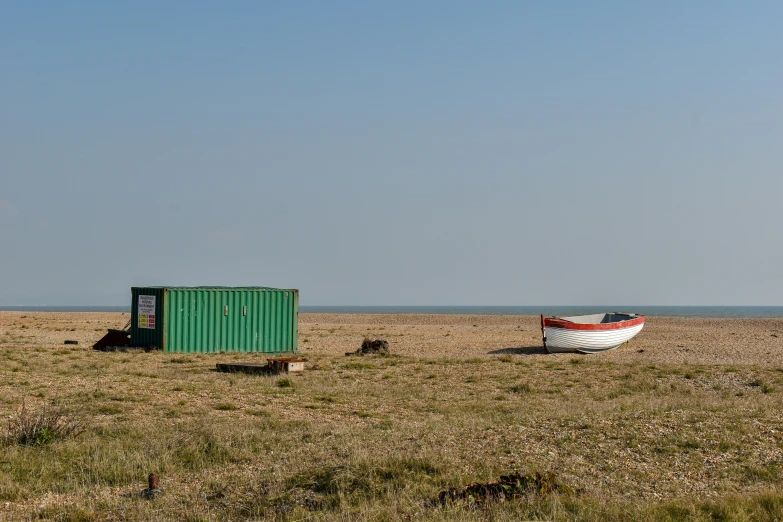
(4, 401, 85, 446)
(0, 312, 781, 520)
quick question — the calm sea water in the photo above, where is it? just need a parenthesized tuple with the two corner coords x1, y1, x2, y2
(300, 306, 783, 318)
(2, 305, 781, 318)
(0, 306, 131, 313)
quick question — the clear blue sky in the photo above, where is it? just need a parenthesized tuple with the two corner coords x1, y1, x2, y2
(1, 2, 781, 306)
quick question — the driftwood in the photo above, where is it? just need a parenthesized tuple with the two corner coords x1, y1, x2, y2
(216, 358, 305, 376)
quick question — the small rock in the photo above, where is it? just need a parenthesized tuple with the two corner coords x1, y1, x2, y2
(139, 488, 161, 500)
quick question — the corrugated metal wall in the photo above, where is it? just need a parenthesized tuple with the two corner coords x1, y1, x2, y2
(130, 287, 165, 349)
(130, 287, 298, 353)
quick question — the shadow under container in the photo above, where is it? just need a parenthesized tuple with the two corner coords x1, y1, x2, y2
(129, 287, 298, 353)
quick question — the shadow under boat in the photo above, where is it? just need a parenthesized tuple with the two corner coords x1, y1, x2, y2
(488, 346, 548, 356)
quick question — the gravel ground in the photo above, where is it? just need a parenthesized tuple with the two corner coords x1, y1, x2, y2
(299, 313, 783, 366)
(2, 312, 782, 366)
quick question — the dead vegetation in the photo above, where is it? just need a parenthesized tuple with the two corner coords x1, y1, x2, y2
(3, 401, 85, 446)
(439, 471, 567, 505)
(346, 337, 390, 356)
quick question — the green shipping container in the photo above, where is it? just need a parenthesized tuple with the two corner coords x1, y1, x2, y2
(129, 287, 298, 353)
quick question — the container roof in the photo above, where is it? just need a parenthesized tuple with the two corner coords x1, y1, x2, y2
(132, 286, 297, 292)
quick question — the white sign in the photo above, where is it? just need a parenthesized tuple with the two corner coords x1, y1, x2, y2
(138, 295, 156, 329)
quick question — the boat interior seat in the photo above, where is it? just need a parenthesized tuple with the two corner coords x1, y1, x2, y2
(601, 313, 634, 323)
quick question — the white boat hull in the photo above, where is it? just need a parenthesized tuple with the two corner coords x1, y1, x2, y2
(544, 323, 644, 354)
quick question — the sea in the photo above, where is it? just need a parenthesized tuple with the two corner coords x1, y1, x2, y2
(1, 305, 781, 318)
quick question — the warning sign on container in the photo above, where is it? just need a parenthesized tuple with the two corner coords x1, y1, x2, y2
(138, 295, 156, 329)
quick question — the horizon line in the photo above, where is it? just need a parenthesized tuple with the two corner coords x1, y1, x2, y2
(2, 304, 782, 308)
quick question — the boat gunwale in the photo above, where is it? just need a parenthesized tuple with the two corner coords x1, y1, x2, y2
(542, 314, 645, 331)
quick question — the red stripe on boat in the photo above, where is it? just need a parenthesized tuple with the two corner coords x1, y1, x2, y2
(543, 316, 645, 331)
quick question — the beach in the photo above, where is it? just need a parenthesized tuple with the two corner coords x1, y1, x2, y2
(1, 312, 782, 520)
(3, 311, 782, 366)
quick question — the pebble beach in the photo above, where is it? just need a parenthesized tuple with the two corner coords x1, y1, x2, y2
(2, 312, 781, 366)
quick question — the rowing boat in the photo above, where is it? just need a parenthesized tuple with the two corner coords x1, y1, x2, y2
(540, 313, 645, 354)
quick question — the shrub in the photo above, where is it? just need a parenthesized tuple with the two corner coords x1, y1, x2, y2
(5, 402, 85, 446)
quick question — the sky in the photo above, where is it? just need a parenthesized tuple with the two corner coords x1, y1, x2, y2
(1, 1, 782, 306)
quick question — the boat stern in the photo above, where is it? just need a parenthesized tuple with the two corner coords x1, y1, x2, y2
(540, 314, 551, 353)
